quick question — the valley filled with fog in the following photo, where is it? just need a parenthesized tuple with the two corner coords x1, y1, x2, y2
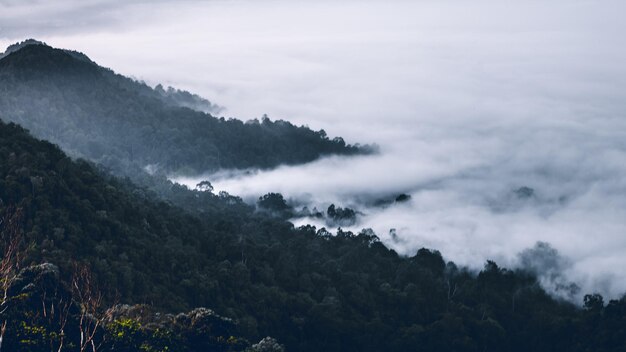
(4, 0, 626, 301)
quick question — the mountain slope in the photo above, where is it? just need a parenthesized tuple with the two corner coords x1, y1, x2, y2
(1, 119, 625, 351)
(0, 42, 368, 176)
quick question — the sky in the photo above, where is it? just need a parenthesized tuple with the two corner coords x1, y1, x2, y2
(2, 0, 626, 301)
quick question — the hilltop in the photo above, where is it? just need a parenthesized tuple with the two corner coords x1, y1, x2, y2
(0, 41, 370, 176)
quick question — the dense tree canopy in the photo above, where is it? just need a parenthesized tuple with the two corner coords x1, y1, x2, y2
(1, 119, 625, 351)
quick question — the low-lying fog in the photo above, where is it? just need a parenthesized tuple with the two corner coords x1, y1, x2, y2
(3, 0, 626, 301)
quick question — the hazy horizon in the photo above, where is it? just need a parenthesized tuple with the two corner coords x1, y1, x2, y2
(2, 0, 626, 301)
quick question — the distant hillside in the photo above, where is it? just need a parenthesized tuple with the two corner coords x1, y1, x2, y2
(0, 42, 369, 176)
(1, 119, 624, 352)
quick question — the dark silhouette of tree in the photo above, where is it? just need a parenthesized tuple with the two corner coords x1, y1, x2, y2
(257, 193, 289, 212)
(196, 180, 214, 193)
(584, 293, 604, 312)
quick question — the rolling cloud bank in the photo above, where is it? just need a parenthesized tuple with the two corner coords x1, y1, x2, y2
(2, 0, 626, 301)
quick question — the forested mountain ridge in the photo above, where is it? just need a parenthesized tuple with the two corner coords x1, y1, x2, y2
(1, 119, 625, 351)
(0, 41, 369, 176)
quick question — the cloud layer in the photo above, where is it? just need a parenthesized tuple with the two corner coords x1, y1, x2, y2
(3, 0, 626, 301)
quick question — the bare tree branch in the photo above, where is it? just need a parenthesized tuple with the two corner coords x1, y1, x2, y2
(71, 263, 108, 352)
(0, 207, 24, 352)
